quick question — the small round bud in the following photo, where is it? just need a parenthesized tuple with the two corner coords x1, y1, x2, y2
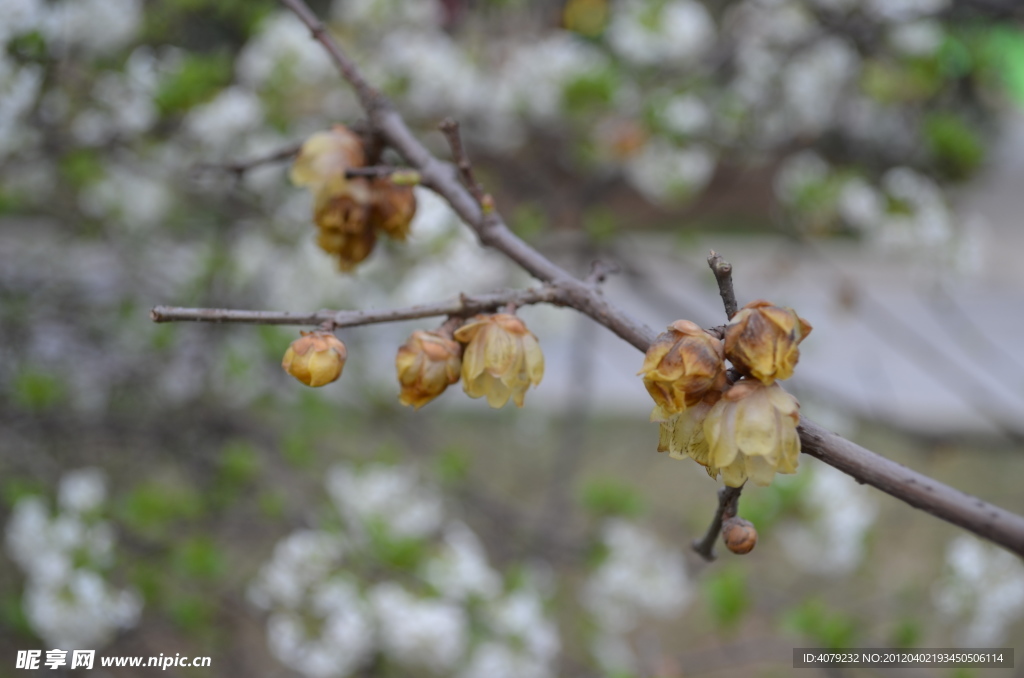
(721, 517, 757, 555)
(368, 178, 417, 241)
(724, 300, 812, 384)
(282, 331, 347, 387)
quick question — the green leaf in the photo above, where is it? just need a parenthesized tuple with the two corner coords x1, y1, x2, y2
(119, 480, 204, 537)
(434, 446, 472, 485)
(154, 52, 233, 116)
(11, 368, 66, 411)
(782, 597, 859, 649)
(703, 566, 749, 630)
(579, 478, 644, 518)
(172, 536, 226, 581)
(923, 113, 984, 180)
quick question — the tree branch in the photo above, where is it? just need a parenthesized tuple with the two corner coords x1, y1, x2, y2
(245, 0, 1024, 556)
(150, 286, 566, 327)
(692, 486, 744, 561)
(707, 250, 739, 320)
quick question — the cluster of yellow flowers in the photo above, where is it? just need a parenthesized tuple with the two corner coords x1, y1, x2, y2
(280, 314, 545, 410)
(639, 301, 812, 487)
(290, 125, 417, 271)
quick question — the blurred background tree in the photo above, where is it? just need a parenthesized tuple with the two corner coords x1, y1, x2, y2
(2, 0, 1023, 676)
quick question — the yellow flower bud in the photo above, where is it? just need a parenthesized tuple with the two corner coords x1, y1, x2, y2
(369, 178, 417, 242)
(701, 380, 801, 487)
(453, 314, 544, 408)
(282, 331, 347, 387)
(721, 517, 758, 554)
(639, 319, 725, 418)
(396, 330, 462, 409)
(725, 300, 812, 384)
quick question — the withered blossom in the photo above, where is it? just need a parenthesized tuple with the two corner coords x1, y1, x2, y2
(453, 314, 544, 408)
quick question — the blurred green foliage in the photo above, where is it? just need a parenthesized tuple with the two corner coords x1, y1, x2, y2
(702, 566, 749, 630)
(579, 477, 645, 518)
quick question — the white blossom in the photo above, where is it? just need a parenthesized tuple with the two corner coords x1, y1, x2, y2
(625, 139, 716, 204)
(423, 522, 502, 601)
(778, 464, 879, 574)
(326, 463, 444, 540)
(932, 536, 1024, 646)
(332, 0, 443, 30)
(267, 580, 375, 678)
(582, 519, 692, 632)
(237, 12, 336, 87)
(459, 641, 555, 678)
(248, 530, 345, 610)
(58, 468, 107, 514)
(607, 0, 715, 66)
(24, 572, 141, 650)
(889, 19, 945, 56)
(838, 177, 885, 232)
(43, 0, 143, 56)
(369, 583, 468, 672)
(184, 86, 264, 150)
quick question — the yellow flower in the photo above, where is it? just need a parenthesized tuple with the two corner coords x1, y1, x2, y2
(369, 178, 417, 242)
(700, 380, 801, 487)
(290, 125, 366, 200)
(396, 330, 462, 409)
(639, 319, 724, 418)
(724, 300, 812, 384)
(282, 331, 347, 387)
(453, 314, 544, 408)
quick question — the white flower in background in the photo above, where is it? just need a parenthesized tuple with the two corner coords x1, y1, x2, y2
(267, 579, 375, 678)
(4, 469, 141, 650)
(43, 0, 143, 56)
(865, 0, 950, 23)
(889, 19, 945, 56)
(459, 640, 554, 678)
(729, 0, 813, 48)
(486, 589, 560, 666)
(933, 536, 1024, 646)
(24, 572, 141, 650)
(838, 177, 885, 232)
(378, 30, 481, 117)
(878, 167, 954, 249)
(659, 94, 711, 137)
(58, 468, 107, 514)
(370, 583, 468, 672)
(778, 464, 879, 574)
(625, 139, 716, 204)
(783, 38, 858, 134)
(248, 530, 345, 610)
(591, 631, 637, 675)
(809, 0, 859, 12)
(0, 62, 44, 159)
(0, 0, 47, 44)
(79, 164, 174, 230)
(184, 86, 264, 151)
(496, 33, 608, 122)
(582, 519, 692, 633)
(332, 0, 443, 30)
(326, 463, 444, 540)
(607, 0, 715, 66)
(774, 150, 829, 204)
(237, 12, 336, 87)
(423, 522, 502, 602)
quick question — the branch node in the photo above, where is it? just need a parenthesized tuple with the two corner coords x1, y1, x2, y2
(586, 260, 622, 286)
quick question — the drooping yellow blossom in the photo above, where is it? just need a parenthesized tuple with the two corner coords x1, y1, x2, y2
(368, 178, 417, 241)
(699, 380, 801, 487)
(290, 125, 366, 199)
(453, 314, 544, 408)
(282, 331, 347, 387)
(396, 330, 462, 409)
(724, 300, 812, 384)
(639, 319, 725, 418)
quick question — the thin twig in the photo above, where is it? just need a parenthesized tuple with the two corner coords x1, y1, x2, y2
(194, 143, 302, 176)
(438, 118, 491, 210)
(151, 287, 566, 327)
(707, 250, 739, 319)
(235, 0, 1024, 556)
(692, 486, 744, 561)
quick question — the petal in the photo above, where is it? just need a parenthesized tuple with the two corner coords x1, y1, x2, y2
(461, 332, 488, 381)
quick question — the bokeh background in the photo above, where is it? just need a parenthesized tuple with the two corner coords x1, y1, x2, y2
(1, 0, 1023, 676)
